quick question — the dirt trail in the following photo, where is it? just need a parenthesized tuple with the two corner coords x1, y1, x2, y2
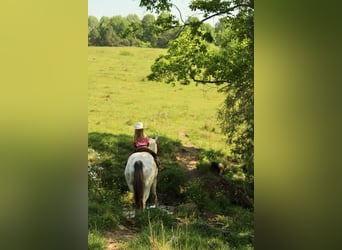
(176, 129, 200, 169)
(104, 225, 136, 250)
(104, 129, 200, 249)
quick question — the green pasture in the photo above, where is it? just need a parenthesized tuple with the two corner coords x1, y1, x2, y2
(88, 46, 227, 152)
(88, 47, 254, 249)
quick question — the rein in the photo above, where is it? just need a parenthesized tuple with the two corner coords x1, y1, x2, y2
(134, 147, 157, 157)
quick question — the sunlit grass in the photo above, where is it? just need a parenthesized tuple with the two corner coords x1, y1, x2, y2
(88, 46, 227, 151)
(88, 230, 106, 250)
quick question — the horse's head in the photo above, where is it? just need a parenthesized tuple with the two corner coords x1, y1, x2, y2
(148, 136, 158, 154)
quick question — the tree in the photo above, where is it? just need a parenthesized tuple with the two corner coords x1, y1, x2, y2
(88, 16, 100, 46)
(109, 16, 130, 46)
(125, 14, 143, 46)
(154, 12, 179, 48)
(110, 16, 129, 37)
(98, 17, 113, 46)
(140, 0, 254, 189)
(140, 14, 157, 46)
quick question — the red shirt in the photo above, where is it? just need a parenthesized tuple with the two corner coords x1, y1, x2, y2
(134, 137, 149, 148)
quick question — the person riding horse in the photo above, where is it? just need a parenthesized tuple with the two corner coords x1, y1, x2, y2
(133, 122, 161, 171)
(125, 123, 160, 209)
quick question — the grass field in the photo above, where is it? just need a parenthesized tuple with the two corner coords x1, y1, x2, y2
(88, 46, 227, 152)
(88, 47, 254, 249)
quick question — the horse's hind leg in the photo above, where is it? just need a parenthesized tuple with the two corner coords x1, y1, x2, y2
(143, 187, 152, 209)
(151, 177, 158, 206)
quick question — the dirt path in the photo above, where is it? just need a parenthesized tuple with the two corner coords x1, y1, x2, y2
(176, 129, 200, 170)
(104, 129, 200, 249)
(104, 224, 137, 250)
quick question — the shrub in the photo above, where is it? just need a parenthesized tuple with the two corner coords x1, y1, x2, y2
(196, 162, 210, 174)
(185, 178, 210, 211)
(157, 163, 186, 202)
(88, 147, 124, 231)
(199, 149, 225, 163)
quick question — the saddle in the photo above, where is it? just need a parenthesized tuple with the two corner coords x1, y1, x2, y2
(134, 147, 161, 169)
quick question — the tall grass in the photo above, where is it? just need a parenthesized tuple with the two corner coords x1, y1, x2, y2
(121, 207, 253, 249)
(126, 211, 236, 250)
(88, 47, 227, 151)
(88, 230, 106, 250)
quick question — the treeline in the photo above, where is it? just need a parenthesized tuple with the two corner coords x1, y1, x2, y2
(88, 13, 218, 48)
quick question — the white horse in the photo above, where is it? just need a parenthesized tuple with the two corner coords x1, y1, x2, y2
(124, 137, 158, 209)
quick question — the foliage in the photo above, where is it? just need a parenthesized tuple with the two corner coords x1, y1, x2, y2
(157, 163, 186, 202)
(88, 148, 103, 191)
(199, 148, 225, 163)
(88, 147, 124, 230)
(88, 16, 100, 46)
(185, 176, 233, 213)
(185, 178, 209, 210)
(88, 13, 179, 48)
(223, 165, 254, 204)
(140, 0, 254, 192)
(148, 27, 217, 85)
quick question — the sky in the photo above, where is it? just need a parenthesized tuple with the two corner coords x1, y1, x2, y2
(88, 0, 217, 25)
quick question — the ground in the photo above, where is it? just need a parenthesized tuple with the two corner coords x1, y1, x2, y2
(104, 225, 137, 250)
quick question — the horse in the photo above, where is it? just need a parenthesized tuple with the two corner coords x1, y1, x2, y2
(124, 137, 158, 210)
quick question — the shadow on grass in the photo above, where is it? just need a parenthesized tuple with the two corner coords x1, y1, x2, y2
(88, 131, 186, 202)
(88, 132, 210, 203)
(88, 131, 253, 209)
(88, 131, 184, 168)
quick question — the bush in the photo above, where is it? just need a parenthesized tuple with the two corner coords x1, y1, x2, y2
(185, 178, 210, 211)
(196, 162, 210, 174)
(157, 163, 186, 202)
(88, 147, 124, 231)
(199, 149, 225, 164)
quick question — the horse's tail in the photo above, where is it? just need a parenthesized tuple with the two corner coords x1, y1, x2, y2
(133, 160, 144, 209)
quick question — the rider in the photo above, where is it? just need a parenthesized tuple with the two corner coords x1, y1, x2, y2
(133, 121, 161, 171)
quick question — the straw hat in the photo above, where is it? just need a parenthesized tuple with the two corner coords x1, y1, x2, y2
(133, 121, 146, 129)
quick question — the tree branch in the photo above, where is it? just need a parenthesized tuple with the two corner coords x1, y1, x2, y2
(190, 74, 228, 84)
(196, 4, 254, 24)
(171, 4, 186, 24)
(156, 3, 254, 33)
